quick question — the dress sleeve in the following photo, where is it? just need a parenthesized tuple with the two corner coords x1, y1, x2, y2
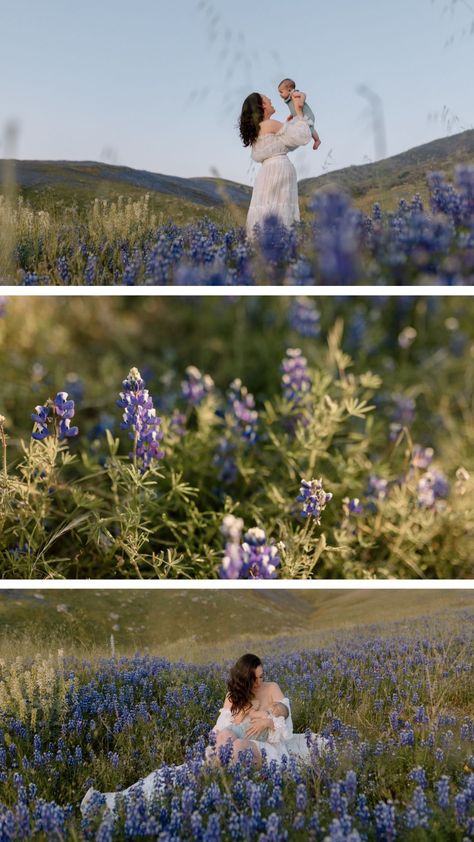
(276, 117, 311, 150)
(251, 141, 269, 164)
(212, 706, 233, 733)
(267, 696, 293, 744)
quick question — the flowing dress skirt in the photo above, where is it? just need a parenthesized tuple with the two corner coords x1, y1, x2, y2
(246, 154, 299, 236)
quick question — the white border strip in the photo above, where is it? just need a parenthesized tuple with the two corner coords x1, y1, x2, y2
(2, 286, 474, 297)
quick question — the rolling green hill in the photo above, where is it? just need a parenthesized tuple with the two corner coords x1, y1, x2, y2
(2, 129, 473, 222)
(299, 128, 474, 214)
(1, 589, 472, 662)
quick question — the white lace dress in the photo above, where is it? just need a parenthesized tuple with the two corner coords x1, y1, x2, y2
(246, 116, 311, 237)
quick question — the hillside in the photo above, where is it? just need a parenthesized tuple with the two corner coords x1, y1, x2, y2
(1, 589, 472, 661)
(299, 128, 474, 213)
(3, 129, 473, 220)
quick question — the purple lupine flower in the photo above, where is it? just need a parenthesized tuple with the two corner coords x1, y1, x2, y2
(226, 379, 258, 444)
(281, 348, 311, 403)
(53, 392, 79, 439)
(408, 767, 427, 789)
(297, 478, 333, 522)
(31, 393, 79, 441)
(344, 770, 358, 802)
(454, 791, 468, 826)
(410, 445, 434, 470)
(220, 515, 244, 579)
(181, 366, 214, 405)
(240, 528, 281, 579)
(435, 776, 450, 809)
(367, 475, 389, 501)
(405, 786, 430, 829)
(170, 410, 187, 438)
(374, 800, 397, 841)
(310, 190, 364, 284)
(417, 468, 449, 508)
(289, 298, 321, 338)
(84, 254, 97, 285)
(214, 380, 258, 486)
(295, 783, 307, 812)
(31, 404, 51, 440)
(57, 255, 71, 283)
(343, 497, 364, 516)
(117, 367, 164, 469)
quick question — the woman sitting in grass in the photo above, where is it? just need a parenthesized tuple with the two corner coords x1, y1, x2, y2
(81, 653, 327, 814)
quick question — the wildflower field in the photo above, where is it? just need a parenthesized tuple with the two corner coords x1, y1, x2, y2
(0, 606, 473, 840)
(0, 295, 473, 579)
(1, 166, 473, 285)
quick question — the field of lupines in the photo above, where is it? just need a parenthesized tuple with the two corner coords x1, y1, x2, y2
(0, 609, 473, 840)
(0, 166, 473, 284)
(1, 295, 473, 578)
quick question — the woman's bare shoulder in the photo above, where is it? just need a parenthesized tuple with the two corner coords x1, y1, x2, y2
(266, 681, 284, 699)
(259, 119, 283, 135)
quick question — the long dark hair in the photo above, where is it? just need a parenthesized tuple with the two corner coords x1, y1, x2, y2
(239, 93, 264, 147)
(227, 653, 262, 714)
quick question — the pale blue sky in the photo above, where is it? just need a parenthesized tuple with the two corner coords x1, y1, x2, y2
(0, 0, 472, 186)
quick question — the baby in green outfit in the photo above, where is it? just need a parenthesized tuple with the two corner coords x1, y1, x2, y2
(278, 77, 321, 150)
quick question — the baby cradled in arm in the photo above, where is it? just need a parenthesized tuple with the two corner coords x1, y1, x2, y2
(248, 700, 292, 743)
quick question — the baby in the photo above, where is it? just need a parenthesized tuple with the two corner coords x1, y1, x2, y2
(224, 700, 290, 743)
(247, 700, 290, 743)
(278, 77, 321, 150)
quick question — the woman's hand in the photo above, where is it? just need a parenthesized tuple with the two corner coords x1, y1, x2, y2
(290, 91, 306, 114)
(246, 711, 273, 738)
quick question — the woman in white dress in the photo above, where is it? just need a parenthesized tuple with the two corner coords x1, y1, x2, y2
(81, 654, 327, 815)
(239, 92, 311, 237)
(211, 653, 326, 766)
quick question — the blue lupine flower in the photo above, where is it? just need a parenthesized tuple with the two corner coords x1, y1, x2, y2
(374, 800, 397, 841)
(220, 518, 281, 579)
(417, 468, 449, 508)
(310, 190, 364, 284)
(408, 766, 427, 789)
(281, 348, 311, 403)
(289, 298, 321, 338)
(219, 515, 244, 579)
(54, 392, 79, 439)
(239, 527, 281, 580)
(405, 786, 430, 828)
(31, 392, 79, 440)
(367, 475, 389, 501)
(343, 497, 364, 516)
(117, 367, 164, 469)
(435, 775, 450, 809)
(410, 445, 434, 470)
(169, 409, 187, 438)
(297, 478, 333, 521)
(181, 366, 214, 405)
(31, 404, 50, 440)
(226, 379, 258, 444)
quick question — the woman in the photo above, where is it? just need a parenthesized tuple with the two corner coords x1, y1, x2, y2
(211, 653, 326, 767)
(239, 91, 311, 237)
(212, 653, 292, 767)
(81, 654, 326, 815)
